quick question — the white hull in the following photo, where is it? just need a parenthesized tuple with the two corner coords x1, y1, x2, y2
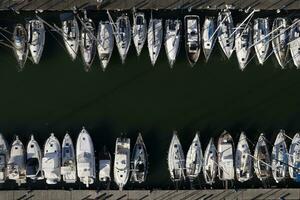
(185, 133, 203, 179)
(202, 17, 217, 62)
(13, 24, 28, 71)
(253, 18, 270, 65)
(203, 138, 217, 185)
(235, 23, 252, 71)
(147, 18, 163, 66)
(165, 20, 181, 68)
(61, 133, 76, 183)
(254, 133, 271, 181)
(0, 134, 9, 183)
(27, 19, 45, 64)
(99, 146, 111, 183)
(133, 12, 147, 56)
(26, 135, 43, 180)
(288, 133, 300, 179)
(62, 18, 79, 61)
(289, 19, 300, 68)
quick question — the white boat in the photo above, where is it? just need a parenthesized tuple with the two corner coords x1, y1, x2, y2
(235, 132, 252, 182)
(130, 133, 148, 183)
(97, 21, 114, 71)
(26, 19, 45, 64)
(271, 130, 288, 183)
(185, 133, 203, 180)
(12, 24, 28, 71)
(272, 18, 289, 68)
(99, 146, 111, 183)
(8, 136, 26, 185)
(147, 18, 163, 66)
(202, 17, 217, 62)
(0, 134, 9, 183)
(61, 133, 76, 183)
(217, 10, 234, 59)
(26, 135, 43, 180)
(254, 133, 271, 181)
(203, 138, 217, 185)
(114, 15, 131, 64)
(184, 15, 201, 66)
(165, 19, 181, 68)
(114, 137, 130, 190)
(42, 133, 61, 184)
(288, 133, 300, 180)
(235, 23, 252, 71)
(253, 18, 270, 65)
(217, 131, 235, 181)
(168, 132, 185, 182)
(133, 12, 147, 56)
(289, 19, 300, 68)
(76, 127, 96, 187)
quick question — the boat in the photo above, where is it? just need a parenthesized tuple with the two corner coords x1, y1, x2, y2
(272, 18, 289, 68)
(76, 127, 96, 187)
(253, 18, 270, 65)
(147, 17, 163, 66)
(114, 137, 130, 190)
(26, 19, 45, 64)
(185, 133, 203, 180)
(42, 133, 61, 184)
(168, 132, 185, 182)
(289, 19, 300, 68)
(97, 21, 114, 71)
(61, 13, 80, 61)
(184, 15, 201, 66)
(0, 134, 9, 183)
(26, 135, 43, 180)
(12, 24, 28, 71)
(7, 136, 26, 185)
(235, 23, 252, 71)
(130, 133, 148, 183)
(61, 133, 76, 183)
(99, 146, 111, 183)
(203, 138, 217, 185)
(202, 17, 217, 62)
(217, 131, 235, 181)
(217, 10, 235, 59)
(165, 19, 182, 68)
(254, 133, 271, 181)
(288, 133, 300, 180)
(271, 130, 288, 183)
(114, 15, 131, 64)
(133, 12, 147, 56)
(235, 132, 252, 182)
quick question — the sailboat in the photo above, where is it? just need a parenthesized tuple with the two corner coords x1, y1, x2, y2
(12, 24, 28, 71)
(272, 18, 289, 68)
(114, 137, 130, 190)
(271, 130, 288, 183)
(26, 135, 43, 180)
(97, 21, 114, 71)
(202, 17, 217, 62)
(253, 18, 270, 65)
(185, 133, 203, 180)
(288, 133, 300, 180)
(289, 19, 300, 68)
(147, 17, 163, 66)
(26, 19, 45, 64)
(61, 133, 76, 183)
(235, 23, 252, 71)
(184, 15, 201, 66)
(99, 146, 111, 183)
(0, 134, 9, 183)
(76, 127, 96, 187)
(42, 133, 61, 184)
(217, 10, 234, 59)
(203, 138, 217, 185)
(254, 133, 271, 181)
(133, 12, 147, 56)
(165, 19, 181, 68)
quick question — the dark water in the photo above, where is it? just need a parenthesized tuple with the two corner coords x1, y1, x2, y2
(0, 10, 300, 190)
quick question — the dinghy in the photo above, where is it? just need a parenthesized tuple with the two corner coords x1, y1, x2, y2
(76, 127, 96, 187)
(168, 132, 185, 182)
(133, 12, 147, 56)
(272, 18, 289, 68)
(253, 18, 270, 65)
(99, 146, 111, 183)
(184, 15, 201, 66)
(147, 18, 163, 66)
(288, 133, 300, 180)
(97, 21, 114, 71)
(61, 133, 76, 183)
(130, 133, 148, 183)
(217, 10, 234, 59)
(26, 135, 43, 180)
(42, 133, 61, 184)
(254, 133, 271, 181)
(165, 19, 181, 68)
(217, 131, 235, 181)
(235, 23, 252, 71)
(202, 17, 217, 62)
(114, 137, 130, 190)
(12, 24, 28, 71)
(271, 130, 288, 183)
(0, 134, 9, 183)
(26, 19, 45, 64)
(7, 136, 26, 185)
(289, 19, 300, 68)
(185, 133, 203, 180)
(203, 138, 217, 185)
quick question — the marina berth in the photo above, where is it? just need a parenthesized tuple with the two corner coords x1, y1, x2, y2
(0, 134, 9, 183)
(289, 19, 300, 68)
(133, 12, 147, 56)
(12, 24, 28, 71)
(61, 133, 76, 183)
(288, 133, 300, 180)
(235, 23, 252, 71)
(253, 18, 270, 65)
(26, 135, 43, 180)
(254, 133, 271, 181)
(202, 17, 217, 62)
(203, 138, 217, 185)
(147, 17, 163, 66)
(99, 146, 111, 183)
